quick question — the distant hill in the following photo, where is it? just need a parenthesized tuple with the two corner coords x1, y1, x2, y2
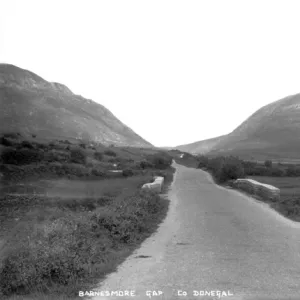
(175, 135, 226, 154)
(176, 93, 300, 160)
(0, 64, 153, 147)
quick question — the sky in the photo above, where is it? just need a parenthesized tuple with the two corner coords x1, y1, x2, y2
(1, 0, 300, 147)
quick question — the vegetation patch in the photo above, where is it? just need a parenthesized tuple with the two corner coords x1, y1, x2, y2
(0, 132, 175, 299)
(196, 154, 300, 223)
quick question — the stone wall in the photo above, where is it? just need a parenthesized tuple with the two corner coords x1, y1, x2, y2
(141, 176, 164, 193)
(233, 178, 280, 201)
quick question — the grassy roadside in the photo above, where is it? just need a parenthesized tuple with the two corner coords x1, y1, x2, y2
(168, 149, 300, 224)
(245, 176, 300, 222)
(195, 155, 300, 223)
(0, 133, 176, 299)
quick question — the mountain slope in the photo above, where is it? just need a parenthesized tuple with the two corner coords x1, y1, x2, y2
(175, 135, 226, 154)
(178, 93, 300, 160)
(0, 64, 153, 147)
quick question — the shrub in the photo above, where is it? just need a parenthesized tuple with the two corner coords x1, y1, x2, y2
(21, 140, 35, 149)
(104, 150, 117, 157)
(0, 137, 15, 147)
(1, 148, 43, 165)
(31, 143, 48, 151)
(3, 132, 21, 139)
(45, 150, 71, 163)
(122, 169, 134, 177)
(146, 154, 172, 170)
(207, 156, 225, 173)
(91, 168, 105, 177)
(197, 155, 209, 169)
(94, 152, 103, 161)
(242, 160, 258, 175)
(216, 158, 245, 183)
(60, 163, 91, 177)
(79, 143, 86, 149)
(286, 166, 300, 177)
(153, 170, 166, 178)
(32, 134, 36, 138)
(140, 160, 154, 169)
(269, 167, 286, 177)
(264, 159, 273, 168)
(108, 158, 121, 163)
(0, 216, 113, 295)
(70, 148, 86, 164)
(250, 166, 269, 176)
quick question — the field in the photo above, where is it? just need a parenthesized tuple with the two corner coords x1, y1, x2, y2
(244, 175, 300, 222)
(195, 153, 300, 223)
(0, 133, 176, 299)
(0, 175, 154, 199)
(247, 176, 300, 200)
(256, 159, 300, 165)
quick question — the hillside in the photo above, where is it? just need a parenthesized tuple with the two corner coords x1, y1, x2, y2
(0, 64, 153, 147)
(175, 135, 226, 154)
(177, 93, 300, 160)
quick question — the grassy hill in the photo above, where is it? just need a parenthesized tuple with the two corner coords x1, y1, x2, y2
(0, 64, 152, 148)
(176, 93, 300, 160)
(175, 135, 226, 154)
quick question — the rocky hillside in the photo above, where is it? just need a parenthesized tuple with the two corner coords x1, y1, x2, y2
(0, 64, 153, 147)
(177, 93, 300, 160)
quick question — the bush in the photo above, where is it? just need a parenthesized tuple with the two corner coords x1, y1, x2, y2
(153, 170, 166, 178)
(207, 156, 225, 173)
(63, 140, 71, 145)
(146, 154, 172, 170)
(216, 158, 245, 183)
(59, 163, 91, 177)
(269, 167, 286, 177)
(91, 168, 105, 177)
(0, 216, 112, 295)
(0, 137, 15, 147)
(122, 169, 134, 177)
(21, 140, 35, 149)
(94, 152, 103, 161)
(140, 160, 154, 169)
(286, 166, 300, 177)
(0, 180, 172, 297)
(250, 166, 269, 176)
(2, 132, 21, 139)
(242, 160, 258, 175)
(264, 159, 273, 168)
(45, 150, 71, 163)
(1, 148, 43, 165)
(108, 158, 121, 163)
(70, 148, 86, 164)
(104, 150, 117, 157)
(197, 155, 209, 169)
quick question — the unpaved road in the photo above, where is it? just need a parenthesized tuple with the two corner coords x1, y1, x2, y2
(89, 161, 300, 300)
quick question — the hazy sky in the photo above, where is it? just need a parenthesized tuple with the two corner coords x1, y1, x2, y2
(1, 0, 300, 147)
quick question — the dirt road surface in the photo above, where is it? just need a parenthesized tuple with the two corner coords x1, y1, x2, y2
(88, 161, 300, 300)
